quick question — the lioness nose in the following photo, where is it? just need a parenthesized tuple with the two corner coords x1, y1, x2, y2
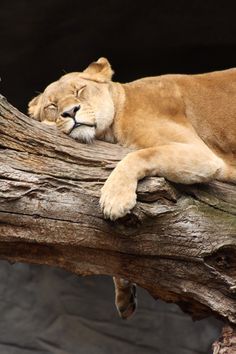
(61, 105, 80, 118)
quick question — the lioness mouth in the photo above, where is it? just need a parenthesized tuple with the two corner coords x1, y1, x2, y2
(69, 122, 96, 134)
(74, 122, 96, 128)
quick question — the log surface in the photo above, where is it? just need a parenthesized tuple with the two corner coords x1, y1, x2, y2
(0, 94, 236, 324)
(213, 325, 236, 353)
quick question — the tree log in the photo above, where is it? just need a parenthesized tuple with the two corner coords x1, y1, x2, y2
(0, 94, 236, 327)
(213, 325, 236, 353)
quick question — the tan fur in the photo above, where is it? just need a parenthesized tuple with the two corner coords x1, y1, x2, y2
(28, 57, 236, 220)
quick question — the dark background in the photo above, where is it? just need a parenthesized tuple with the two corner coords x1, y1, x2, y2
(0, 0, 234, 353)
(1, 0, 236, 112)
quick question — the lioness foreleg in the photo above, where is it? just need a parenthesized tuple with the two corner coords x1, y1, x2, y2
(100, 143, 225, 220)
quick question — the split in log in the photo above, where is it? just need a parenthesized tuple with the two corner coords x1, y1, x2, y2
(0, 94, 236, 340)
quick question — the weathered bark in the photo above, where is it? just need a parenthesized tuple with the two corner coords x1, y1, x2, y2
(213, 325, 236, 353)
(0, 94, 236, 328)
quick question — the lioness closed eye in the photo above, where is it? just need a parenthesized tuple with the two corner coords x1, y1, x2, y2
(28, 57, 236, 318)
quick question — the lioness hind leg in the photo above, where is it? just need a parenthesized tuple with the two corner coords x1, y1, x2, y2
(113, 277, 137, 319)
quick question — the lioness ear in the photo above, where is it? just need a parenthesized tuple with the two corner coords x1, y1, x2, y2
(83, 57, 114, 82)
(28, 93, 42, 120)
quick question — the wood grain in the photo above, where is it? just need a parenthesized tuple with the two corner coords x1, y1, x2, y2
(0, 94, 236, 326)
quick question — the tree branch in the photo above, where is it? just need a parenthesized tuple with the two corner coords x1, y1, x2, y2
(213, 325, 236, 353)
(0, 94, 236, 326)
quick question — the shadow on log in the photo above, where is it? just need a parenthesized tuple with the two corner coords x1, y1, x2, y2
(0, 95, 236, 341)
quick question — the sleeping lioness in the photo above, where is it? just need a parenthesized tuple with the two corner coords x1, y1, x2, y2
(28, 57, 236, 318)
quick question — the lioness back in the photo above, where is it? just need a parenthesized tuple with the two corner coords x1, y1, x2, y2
(176, 69, 236, 162)
(121, 69, 236, 164)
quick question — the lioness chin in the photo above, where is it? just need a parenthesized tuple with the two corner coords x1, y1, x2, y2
(28, 57, 236, 319)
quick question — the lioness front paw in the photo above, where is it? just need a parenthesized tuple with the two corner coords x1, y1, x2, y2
(100, 174, 137, 220)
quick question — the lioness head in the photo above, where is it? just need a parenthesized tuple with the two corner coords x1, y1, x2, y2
(28, 58, 115, 143)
